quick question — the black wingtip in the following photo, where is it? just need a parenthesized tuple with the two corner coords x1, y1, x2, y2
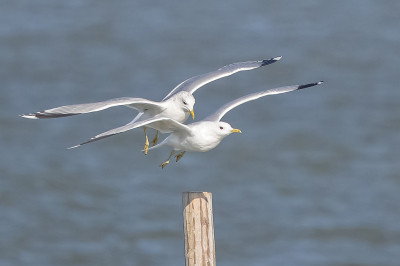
(298, 81, 324, 90)
(20, 112, 79, 119)
(37, 113, 79, 118)
(261, 56, 282, 66)
(68, 134, 117, 149)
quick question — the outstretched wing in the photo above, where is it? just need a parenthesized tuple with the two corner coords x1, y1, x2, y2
(20, 97, 163, 119)
(68, 117, 191, 149)
(203, 81, 324, 122)
(162, 56, 282, 101)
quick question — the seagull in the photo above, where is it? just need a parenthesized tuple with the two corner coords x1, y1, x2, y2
(69, 81, 323, 168)
(20, 56, 282, 153)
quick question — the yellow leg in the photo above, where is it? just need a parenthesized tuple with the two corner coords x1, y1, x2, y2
(160, 150, 175, 169)
(151, 130, 159, 146)
(143, 126, 149, 155)
(175, 151, 186, 162)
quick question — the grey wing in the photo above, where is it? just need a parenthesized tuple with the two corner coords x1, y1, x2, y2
(204, 81, 324, 122)
(20, 97, 163, 119)
(68, 117, 192, 149)
(162, 56, 282, 101)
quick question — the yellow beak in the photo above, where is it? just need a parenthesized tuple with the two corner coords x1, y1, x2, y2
(190, 110, 195, 120)
(231, 128, 242, 133)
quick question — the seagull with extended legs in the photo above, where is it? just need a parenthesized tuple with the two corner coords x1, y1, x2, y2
(21, 56, 282, 153)
(68, 81, 323, 168)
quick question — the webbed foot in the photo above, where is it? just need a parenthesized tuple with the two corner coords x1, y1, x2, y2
(175, 151, 186, 162)
(151, 131, 159, 146)
(159, 150, 175, 169)
(159, 160, 170, 169)
(143, 126, 149, 155)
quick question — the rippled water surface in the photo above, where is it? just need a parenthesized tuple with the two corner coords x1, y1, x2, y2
(1, 1, 400, 265)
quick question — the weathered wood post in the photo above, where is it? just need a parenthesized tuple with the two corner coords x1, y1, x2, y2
(182, 192, 216, 266)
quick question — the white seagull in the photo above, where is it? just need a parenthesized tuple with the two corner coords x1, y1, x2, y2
(70, 81, 323, 168)
(20, 56, 282, 153)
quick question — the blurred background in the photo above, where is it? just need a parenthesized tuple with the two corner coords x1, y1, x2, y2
(1, 1, 400, 265)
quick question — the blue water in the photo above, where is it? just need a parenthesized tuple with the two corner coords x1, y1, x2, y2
(1, 1, 400, 265)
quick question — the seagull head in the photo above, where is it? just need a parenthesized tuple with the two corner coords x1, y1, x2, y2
(174, 91, 195, 119)
(213, 122, 241, 139)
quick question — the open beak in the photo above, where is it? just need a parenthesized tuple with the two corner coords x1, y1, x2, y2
(231, 128, 241, 133)
(190, 110, 195, 120)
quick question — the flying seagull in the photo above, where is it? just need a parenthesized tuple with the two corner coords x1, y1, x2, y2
(21, 56, 282, 153)
(69, 81, 323, 168)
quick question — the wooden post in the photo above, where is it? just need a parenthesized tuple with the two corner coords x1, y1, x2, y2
(182, 192, 216, 266)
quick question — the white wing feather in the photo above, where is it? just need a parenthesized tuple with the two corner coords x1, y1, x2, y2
(20, 97, 163, 119)
(162, 56, 282, 100)
(204, 82, 324, 122)
(68, 117, 191, 149)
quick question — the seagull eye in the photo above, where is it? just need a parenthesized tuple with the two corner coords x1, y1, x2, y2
(219, 126, 224, 130)
(183, 101, 187, 105)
